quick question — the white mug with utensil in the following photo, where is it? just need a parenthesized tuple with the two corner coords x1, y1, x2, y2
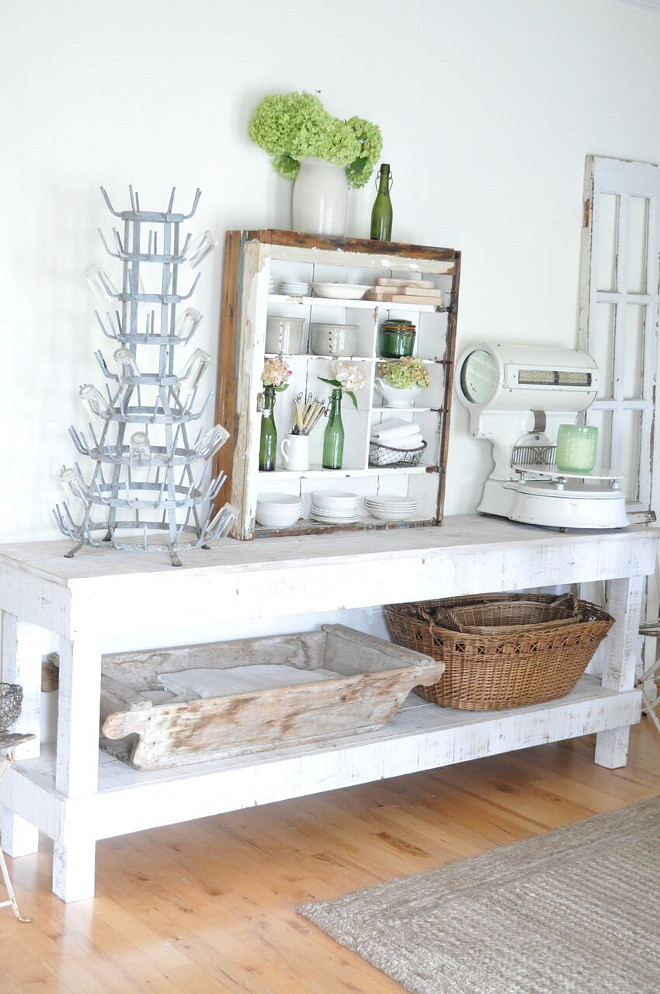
(281, 433, 310, 471)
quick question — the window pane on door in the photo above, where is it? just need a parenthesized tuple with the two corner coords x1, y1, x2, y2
(596, 194, 618, 292)
(619, 409, 642, 503)
(627, 196, 650, 294)
(592, 302, 615, 395)
(624, 303, 646, 399)
(586, 407, 611, 467)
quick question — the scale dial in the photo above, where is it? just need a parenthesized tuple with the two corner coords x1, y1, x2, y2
(459, 349, 499, 405)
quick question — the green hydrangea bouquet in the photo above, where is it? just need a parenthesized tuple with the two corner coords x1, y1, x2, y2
(248, 91, 382, 189)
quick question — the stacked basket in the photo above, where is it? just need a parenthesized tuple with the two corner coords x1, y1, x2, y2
(385, 592, 613, 711)
(0, 683, 23, 732)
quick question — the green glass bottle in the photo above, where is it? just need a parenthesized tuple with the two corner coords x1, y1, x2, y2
(370, 163, 393, 241)
(258, 384, 277, 471)
(322, 388, 344, 469)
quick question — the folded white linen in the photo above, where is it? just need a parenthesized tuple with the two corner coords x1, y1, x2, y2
(379, 433, 424, 451)
(370, 419, 421, 441)
(157, 664, 339, 700)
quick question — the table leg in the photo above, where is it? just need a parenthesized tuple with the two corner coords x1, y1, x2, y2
(55, 634, 102, 797)
(0, 613, 45, 858)
(1, 613, 43, 760)
(53, 835, 96, 903)
(0, 808, 38, 858)
(51, 633, 102, 900)
(594, 574, 645, 768)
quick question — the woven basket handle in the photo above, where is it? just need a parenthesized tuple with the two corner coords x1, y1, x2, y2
(550, 592, 579, 615)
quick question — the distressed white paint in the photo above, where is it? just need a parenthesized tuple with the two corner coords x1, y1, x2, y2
(0, 515, 656, 901)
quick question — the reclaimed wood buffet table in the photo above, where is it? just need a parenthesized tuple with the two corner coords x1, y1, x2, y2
(0, 515, 656, 902)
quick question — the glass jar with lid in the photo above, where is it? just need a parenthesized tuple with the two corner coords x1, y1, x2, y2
(379, 319, 416, 358)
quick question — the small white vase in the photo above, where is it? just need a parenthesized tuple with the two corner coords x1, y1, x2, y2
(374, 378, 421, 409)
(292, 157, 348, 236)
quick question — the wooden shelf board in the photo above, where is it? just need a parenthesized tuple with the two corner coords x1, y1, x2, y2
(269, 293, 448, 313)
(8, 678, 641, 843)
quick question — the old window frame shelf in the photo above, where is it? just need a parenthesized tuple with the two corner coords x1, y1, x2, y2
(213, 231, 461, 540)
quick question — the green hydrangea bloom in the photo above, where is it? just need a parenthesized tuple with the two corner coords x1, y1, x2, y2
(378, 358, 431, 390)
(249, 91, 382, 190)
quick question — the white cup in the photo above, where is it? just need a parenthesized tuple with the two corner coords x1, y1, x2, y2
(281, 433, 310, 471)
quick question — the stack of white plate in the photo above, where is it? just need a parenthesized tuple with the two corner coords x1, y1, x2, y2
(268, 275, 276, 293)
(310, 491, 361, 524)
(256, 493, 303, 527)
(364, 495, 418, 521)
(279, 280, 310, 297)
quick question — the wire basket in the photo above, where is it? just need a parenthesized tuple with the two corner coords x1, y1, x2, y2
(0, 683, 23, 730)
(369, 439, 427, 468)
(384, 593, 613, 711)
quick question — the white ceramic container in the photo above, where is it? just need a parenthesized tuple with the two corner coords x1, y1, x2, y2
(311, 323, 358, 357)
(373, 378, 421, 408)
(265, 316, 305, 354)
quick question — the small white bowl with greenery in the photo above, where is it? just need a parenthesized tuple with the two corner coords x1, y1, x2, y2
(374, 358, 430, 408)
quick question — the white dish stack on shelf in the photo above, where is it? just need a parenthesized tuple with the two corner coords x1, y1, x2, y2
(279, 280, 311, 297)
(255, 493, 304, 527)
(310, 491, 362, 524)
(364, 495, 418, 521)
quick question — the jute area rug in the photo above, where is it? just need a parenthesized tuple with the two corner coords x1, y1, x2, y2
(298, 796, 660, 994)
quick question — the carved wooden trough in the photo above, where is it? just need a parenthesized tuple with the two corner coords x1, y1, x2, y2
(100, 624, 444, 770)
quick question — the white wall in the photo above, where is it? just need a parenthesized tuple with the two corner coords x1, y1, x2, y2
(2, 0, 660, 543)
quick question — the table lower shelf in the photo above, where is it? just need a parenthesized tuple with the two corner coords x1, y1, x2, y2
(3, 677, 642, 846)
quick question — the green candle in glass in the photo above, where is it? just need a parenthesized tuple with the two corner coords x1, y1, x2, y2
(555, 424, 598, 473)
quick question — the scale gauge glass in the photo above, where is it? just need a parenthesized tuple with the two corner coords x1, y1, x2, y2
(459, 349, 499, 405)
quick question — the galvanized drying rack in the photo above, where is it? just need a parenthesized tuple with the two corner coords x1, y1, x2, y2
(53, 187, 236, 566)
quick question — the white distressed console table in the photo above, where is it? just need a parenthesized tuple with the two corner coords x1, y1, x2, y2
(0, 515, 657, 902)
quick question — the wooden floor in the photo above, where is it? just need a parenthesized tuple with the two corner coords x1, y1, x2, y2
(1, 719, 658, 994)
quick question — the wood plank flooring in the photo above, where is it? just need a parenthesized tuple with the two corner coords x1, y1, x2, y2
(1, 719, 658, 993)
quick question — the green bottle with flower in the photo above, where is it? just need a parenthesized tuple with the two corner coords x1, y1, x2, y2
(259, 357, 291, 471)
(319, 362, 366, 469)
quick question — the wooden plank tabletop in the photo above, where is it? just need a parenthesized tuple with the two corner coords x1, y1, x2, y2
(0, 515, 656, 586)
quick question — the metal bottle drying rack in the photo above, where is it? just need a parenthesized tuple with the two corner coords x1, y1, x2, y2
(53, 187, 235, 566)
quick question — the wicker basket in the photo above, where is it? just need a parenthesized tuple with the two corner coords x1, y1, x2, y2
(0, 683, 23, 730)
(369, 439, 427, 468)
(433, 592, 581, 635)
(384, 593, 613, 711)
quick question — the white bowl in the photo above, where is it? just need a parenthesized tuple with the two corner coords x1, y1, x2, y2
(257, 493, 303, 509)
(365, 496, 417, 508)
(256, 509, 302, 527)
(255, 494, 303, 527)
(312, 282, 370, 300)
(366, 510, 410, 521)
(373, 378, 423, 409)
(311, 491, 360, 509)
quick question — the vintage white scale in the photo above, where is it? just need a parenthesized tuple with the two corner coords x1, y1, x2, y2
(455, 343, 631, 530)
